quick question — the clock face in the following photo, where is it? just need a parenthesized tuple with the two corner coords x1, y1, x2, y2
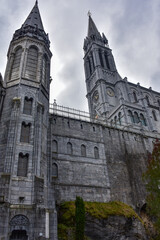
(93, 90, 99, 102)
(106, 88, 114, 97)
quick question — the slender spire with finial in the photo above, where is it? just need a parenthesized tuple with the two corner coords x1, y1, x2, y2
(87, 12, 101, 39)
(87, 10, 92, 17)
(12, 1, 50, 46)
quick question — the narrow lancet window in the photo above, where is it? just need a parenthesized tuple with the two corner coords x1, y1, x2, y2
(128, 110, 134, 123)
(81, 144, 86, 157)
(133, 92, 138, 102)
(17, 153, 29, 177)
(99, 50, 104, 68)
(52, 140, 58, 153)
(42, 55, 48, 88)
(67, 142, 73, 155)
(104, 52, 110, 69)
(10, 47, 22, 80)
(140, 113, 147, 126)
(23, 97, 33, 115)
(134, 112, 139, 124)
(152, 110, 157, 121)
(52, 163, 58, 178)
(25, 46, 38, 80)
(20, 122, 31, 143)
(94, 147, 99, 159)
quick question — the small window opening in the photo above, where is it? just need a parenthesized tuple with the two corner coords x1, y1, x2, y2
(152, 110, 157, 121)
(20, 122, 31, 143)
(81, 144, 86, 157)
(67, 142, 73, 155)
(94, 147, 99, 159)
(52, 140, 58, 153)
(17, 153, 29, 177)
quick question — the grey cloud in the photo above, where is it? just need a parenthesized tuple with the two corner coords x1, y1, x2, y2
(1, 0, 160, 112)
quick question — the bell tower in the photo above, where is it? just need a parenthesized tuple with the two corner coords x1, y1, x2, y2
(0, 2, 56, 239)
(84, 14, 122, 118)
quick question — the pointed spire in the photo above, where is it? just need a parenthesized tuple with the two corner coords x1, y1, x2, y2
(22, 1, 44, 30)
(87, 15, 101, 39)
(12, 2, 50, 47)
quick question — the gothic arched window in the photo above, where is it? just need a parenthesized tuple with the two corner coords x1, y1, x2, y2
(42, 55, 48, 88)
(134, 112, 139, 124)
(114, 116, 117, 125)
(25, 46, 38, 80)
(118, 112, 122, 125)
(140, 113, 147, 126)
(128, 110, 134, 123)
(81, 144, 86, 157)
(17, 153, 29, 177)
(133, 91, 138, 102)
(94, 147, 99, 159)
(52, 163, 58, 178)
(10, 215, 29, 226)
(146, 95, 150, 105)
(20, 122, 31, 143)
(152, 110, 157, 121)
(52, 140, 58, 153)
(10, 47, 22, 80)
(87, 57, 92, 76)
(91, 53, 95, 70)
(67, 142, 73, 155)
(104, 52, 110, 69)
(23, 97, 33, 115)
(98, 50, 104, 68)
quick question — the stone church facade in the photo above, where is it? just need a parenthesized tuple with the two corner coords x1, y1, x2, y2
(0, 2, 160, 239)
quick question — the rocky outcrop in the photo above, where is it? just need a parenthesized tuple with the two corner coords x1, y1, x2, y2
(85, 215, 148, 240)
(58, 201, 149, 240)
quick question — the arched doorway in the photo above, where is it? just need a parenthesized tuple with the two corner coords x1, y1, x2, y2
(10, 230, 28, 240)
(9, 215, 29, 240)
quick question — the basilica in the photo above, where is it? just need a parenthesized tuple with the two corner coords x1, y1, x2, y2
(0, 1, 160, 239)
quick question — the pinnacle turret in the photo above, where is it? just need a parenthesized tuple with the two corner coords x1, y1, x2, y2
(12, 1, 50, 47)
(22, 0, 44, 31)
(87, 15, 101, 39)
(84, 14, 108, 52)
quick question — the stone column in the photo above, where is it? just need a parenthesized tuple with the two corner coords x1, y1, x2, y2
(4, 97, 21, 173)
(45, 209, 49, 239)
(5, 53, 14, 82)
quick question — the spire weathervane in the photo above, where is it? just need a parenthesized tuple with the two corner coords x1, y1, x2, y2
(87, 11, 92, 17)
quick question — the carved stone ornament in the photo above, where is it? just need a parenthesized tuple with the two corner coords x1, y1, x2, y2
(10, 215, 29, 226)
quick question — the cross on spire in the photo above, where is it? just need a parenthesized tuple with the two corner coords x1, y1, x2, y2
(87, 11, 92, 17)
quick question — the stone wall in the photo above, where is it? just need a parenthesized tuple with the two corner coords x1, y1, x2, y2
(49, 114, 157, 207)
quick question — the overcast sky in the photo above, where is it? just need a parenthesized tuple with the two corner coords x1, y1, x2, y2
(1, 0, 160, 112)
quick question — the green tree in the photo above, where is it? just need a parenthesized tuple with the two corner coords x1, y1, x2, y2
(75, 196, 85, 240)
(143, 139, 160, 235)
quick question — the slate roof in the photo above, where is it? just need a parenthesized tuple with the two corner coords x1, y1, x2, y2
(22, 1, 44, 30)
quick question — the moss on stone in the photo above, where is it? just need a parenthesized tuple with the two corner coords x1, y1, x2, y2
(58, 200, 143, 240)
(85, 201, 141, 221)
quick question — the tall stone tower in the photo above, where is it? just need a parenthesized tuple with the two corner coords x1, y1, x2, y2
(83, 15, 122, 119)
(0, 2, 56, 239)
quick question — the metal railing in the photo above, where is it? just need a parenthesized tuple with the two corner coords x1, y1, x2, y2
(49, 103, 91, 122)
(49, 102, 149, 133)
